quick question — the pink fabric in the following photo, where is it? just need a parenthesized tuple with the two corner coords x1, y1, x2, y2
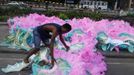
(7, 13, 134, 75)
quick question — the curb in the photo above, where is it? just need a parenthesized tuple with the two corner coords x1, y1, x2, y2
(100, 51, 134, 58)
(0, 46, 27, 54)
(0, 22, 7, 25)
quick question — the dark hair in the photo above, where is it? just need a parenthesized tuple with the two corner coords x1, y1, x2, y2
(62, 23, 72, 31)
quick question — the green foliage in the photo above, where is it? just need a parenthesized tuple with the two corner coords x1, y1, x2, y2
(59, 13, 68, 20)
(0, 16, 9, 21)
(43, 10, 59, 16)
(57, 11, 103, 20)
(127, 13, 134, 17)
(0, 7, 104, 21)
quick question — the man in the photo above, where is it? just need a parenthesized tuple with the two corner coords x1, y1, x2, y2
(24, 23, 72, 68)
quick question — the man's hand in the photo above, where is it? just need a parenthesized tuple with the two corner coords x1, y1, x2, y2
(50, 59, 55, 69)
(65, 45, 70, 51)
(59, 34, 70, 51)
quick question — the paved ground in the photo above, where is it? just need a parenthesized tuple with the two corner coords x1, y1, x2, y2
(106, 57, 134, 75)
(0, 25, 8, 41)
(0, 53, 31, 75)
(1, 25, 134, 75)
(0, 52, 134, 75)
(0, 25, 31, 75)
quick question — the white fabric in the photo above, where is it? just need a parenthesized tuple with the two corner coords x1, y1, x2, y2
(1, 54, 36, 73)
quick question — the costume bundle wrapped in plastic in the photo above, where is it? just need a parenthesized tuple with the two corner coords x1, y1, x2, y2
(96, 32, 134, 52)
(1, 13, 134, 75)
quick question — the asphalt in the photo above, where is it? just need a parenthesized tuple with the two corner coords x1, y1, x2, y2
(0, 22, 7, 25)
(0, 52, 31, 75)
(106, 58, 134, 75)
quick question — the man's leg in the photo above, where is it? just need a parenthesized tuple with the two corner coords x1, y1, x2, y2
(24, 28, 41, 63)
(42, 38, 50, 47)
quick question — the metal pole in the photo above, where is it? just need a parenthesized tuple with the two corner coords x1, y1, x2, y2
(128, 0, 132, 10)
(65, 0, 67, 11)
(94, 0, 97, 12)
(114, 0, 118, 10)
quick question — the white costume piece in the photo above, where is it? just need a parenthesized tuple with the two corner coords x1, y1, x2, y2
(1, 54, 36, 73)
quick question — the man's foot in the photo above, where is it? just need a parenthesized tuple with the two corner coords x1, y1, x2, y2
(38, 60, 49, 66)
(24, 58, 29, 63)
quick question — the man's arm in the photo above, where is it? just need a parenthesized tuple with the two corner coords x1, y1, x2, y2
(49, 30, 57, 66)
(59, 34, 69, 51)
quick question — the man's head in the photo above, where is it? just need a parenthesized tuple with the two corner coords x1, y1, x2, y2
(61, 23, 72, 33)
